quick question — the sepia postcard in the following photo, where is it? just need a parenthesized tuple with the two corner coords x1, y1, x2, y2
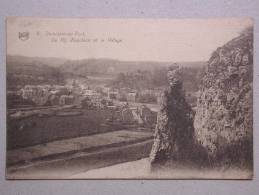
(6, 17, 253, 179)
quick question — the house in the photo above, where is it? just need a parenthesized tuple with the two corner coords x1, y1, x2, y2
(126, 92, 137, 102)
(59, 95, 75, 105)
(108, 90, 119, 100)
(20, 85, 51, 106)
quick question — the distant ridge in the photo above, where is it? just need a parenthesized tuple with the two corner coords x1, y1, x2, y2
(7, 55, 206, 76)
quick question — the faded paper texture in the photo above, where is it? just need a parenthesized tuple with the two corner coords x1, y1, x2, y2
(6, 17, 253, 179)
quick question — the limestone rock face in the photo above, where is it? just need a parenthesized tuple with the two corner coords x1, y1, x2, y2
(150, 67, 194, 164)
(194, 28, 253, 164)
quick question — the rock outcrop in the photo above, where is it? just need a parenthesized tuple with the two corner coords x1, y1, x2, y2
(150, 66, 194, 165)
(194, 27, 253, 166)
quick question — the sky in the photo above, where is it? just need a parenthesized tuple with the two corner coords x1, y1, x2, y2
(7, 17, 253, 62)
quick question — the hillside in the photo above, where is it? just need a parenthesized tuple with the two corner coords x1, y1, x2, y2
(6, 55, 205, 90)
(7, 55, 68, 67)
(7, 57, 65, 90)
(59, 59, 205, 76)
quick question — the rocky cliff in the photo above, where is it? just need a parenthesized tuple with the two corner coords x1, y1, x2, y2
(150, 66, 194, 165)
(194, 27, 253, 166)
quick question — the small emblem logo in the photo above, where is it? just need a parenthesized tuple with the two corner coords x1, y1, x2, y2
(18, 32, 29, 41)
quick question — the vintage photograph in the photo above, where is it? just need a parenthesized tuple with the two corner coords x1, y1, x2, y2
(6, 17, 253, 179)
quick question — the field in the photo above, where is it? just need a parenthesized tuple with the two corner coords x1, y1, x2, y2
(7, 108, 126, 150)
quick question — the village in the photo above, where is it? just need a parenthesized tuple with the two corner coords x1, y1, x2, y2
(6, 78, 159, 150)
(6, 74, 164, 179)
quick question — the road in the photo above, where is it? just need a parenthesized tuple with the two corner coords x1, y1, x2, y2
(6, 130, 153, 179)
